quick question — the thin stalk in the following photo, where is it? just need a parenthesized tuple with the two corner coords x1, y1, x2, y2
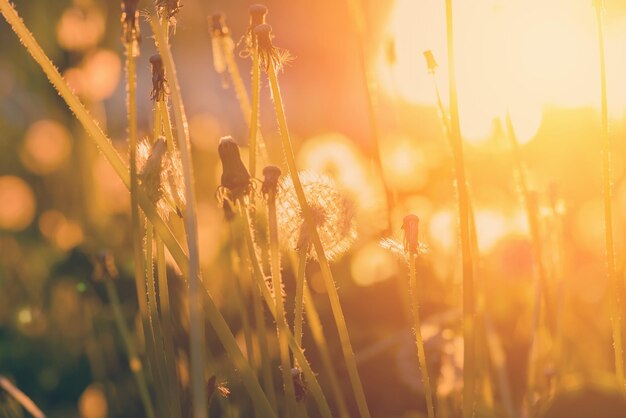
(347, 0, 393, 234)
(408, 254, 436, 418)
(145, 223, 171, 418)
(267, 190, 299, 416)
(267, 60, 372, 418)
(228, 221, 257, 369)
(238, 199, 334, 418)
(125, 29, 162, 418)
(0, 377, 46, 418)
(247, 240, 278, 411)
(444, 1, 476, 416)
(104, 280, 155, 418)
(151, 16, 207, 418)
(1, 6, 275, 413)
(294, 246, 308, 347)
(303, 286, 351, 418)
(248, 37, 261, 180)
(594, 1, 625, 388)
(156, 235, 183, 418)
(505, 115, 555, 332)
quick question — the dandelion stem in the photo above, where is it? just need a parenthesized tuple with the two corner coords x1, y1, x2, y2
(267, 188, 299, 416)
(444, 1, 476, 416)
(408, 254, 436, 418)
(104, 279, 155, 418)
(249, 36, 261, 181)
(151, 15, 208, 418)
(294, 246, 308, 347)
(594, 1, 625, 388)
(505, 115, 555, 333)
(156, 235, 183, 418)
(266, 57, 372, 418)
(124, 27, 161, 418)
(237, 199, 334, 418)
(0, 377, 46, 418)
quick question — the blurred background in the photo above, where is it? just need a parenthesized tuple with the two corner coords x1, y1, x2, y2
(2, 0, 626, 417)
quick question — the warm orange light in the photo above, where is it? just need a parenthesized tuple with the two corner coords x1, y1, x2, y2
(21, 119, 72, 175)
(0, 176, 36, 231)
(380, 0, 626, 144)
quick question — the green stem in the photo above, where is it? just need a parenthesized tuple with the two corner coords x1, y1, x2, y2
(444, 1, 476, 416)
(104, 280, 155, 418)
(268, 190, 300, 416)
(151, 15, 207, 418)
(408, 254, 435, 418)
(594, 2, 625, 388)
(156, 235, 183, 418)
(267, 57, 371, 418)
(248, 38, 261, 180)
(238, 199, 333, 418)
(505, 115, 555, 332)
(302, 285, 351, 418)
(294, 246, 308, 347)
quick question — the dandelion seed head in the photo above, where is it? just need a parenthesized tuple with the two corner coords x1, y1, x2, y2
(218, 136, 251, 200)
(254, 24, 292, 71)
(276, 171, 356, 262)
(156, 0, 182, 22)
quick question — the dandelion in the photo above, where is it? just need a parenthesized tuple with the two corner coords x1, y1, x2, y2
(423, 50, 438, 74)
(240, 4, 268, 54)
(275, 171, 356, 262)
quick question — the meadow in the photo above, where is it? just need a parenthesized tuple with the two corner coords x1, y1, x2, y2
(1, 0, 626, 417)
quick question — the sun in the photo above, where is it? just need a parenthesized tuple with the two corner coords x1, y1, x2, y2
(379, 0, 626, 144)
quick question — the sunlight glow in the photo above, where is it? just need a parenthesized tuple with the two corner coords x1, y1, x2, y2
(380, 0, 626, 144)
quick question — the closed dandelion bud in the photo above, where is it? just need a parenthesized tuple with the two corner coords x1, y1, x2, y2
(121, 0, 140, 54)
(276, 172, 356, 261)
(402, 214, 420, 256)
(262, 165, 281, 197)
(423, 50, 438, 74)
(210, 13, 231, 77)
(218, 136, 251, 200)
(149, 54, 168, 102)
(249, 4, 268, 28)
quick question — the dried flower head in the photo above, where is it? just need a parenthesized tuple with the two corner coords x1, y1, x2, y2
(275, 171, 356, 261)
(218, 136, 251, 201)
(423, 50, 438, 74)
(121, 0, 140, 53)
(262, 165, 281, 197)
(254, 23, 292, 71)
(156, 0, 182, 21)
(138, 136, 185, 219)
(291, 367, 308, 402)
(149, 54, 168, 102)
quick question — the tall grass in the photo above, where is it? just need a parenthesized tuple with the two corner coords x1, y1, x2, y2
(444, 1, 476, 417)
